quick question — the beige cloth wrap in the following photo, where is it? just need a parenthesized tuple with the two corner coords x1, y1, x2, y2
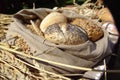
(5, 8, 112, 74)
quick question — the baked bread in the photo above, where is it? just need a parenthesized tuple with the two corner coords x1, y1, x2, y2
(97, 8, 114, 23)
(71, 18, 104, 41)
(44, 23, 88, 45)
(40, 12, 67, 32)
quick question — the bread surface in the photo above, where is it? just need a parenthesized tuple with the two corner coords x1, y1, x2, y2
(71, 18, 104, 41)
(44, 23, 88, 45)
(40, 12, 67, 32)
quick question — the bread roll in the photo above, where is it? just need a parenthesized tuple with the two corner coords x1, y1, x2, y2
(44, 23, 88, 45)
(40, 12, 67, 32)
(97, 8, 114, 23)
(71, 18, 104, 41)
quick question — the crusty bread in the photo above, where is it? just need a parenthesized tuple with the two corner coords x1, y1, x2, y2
(44, 23, 88, 45)
(40, 12, 67, 32)
(71, 18, 104, 41)
(97, 8, 114, 23)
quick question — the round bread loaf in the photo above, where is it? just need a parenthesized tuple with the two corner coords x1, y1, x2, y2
(71, 18, 104, 41)
(40, 12, 67, 32)
(97, 8, 114, 23)
(44, 23, 88, 45)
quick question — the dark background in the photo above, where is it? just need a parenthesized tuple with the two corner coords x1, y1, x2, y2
(0, 0, 85, 14)
(103, 0, 120, 80)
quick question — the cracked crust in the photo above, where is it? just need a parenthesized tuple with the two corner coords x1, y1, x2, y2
(44, 23, 88, 45)
(71, 18, 104, 41)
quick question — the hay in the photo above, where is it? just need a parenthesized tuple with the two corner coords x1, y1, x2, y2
(0, 14, 13, 41)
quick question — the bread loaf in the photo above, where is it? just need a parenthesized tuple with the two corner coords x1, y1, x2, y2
(97, 8, 114, 23)
(44, 23, 88, 45)
(71, 18, 104, 41)
(40, 12, 67, 32)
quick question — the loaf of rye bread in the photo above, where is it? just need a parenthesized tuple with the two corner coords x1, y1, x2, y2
(44, 23, 88, 45)
(71, 18, 104, 41)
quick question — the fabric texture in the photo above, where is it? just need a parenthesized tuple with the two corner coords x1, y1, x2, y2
(5, 8, 112, 74)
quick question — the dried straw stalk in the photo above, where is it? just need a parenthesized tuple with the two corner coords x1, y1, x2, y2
(0, 44, 71, 80)
(1, 44, 120, 73)
(0, 44, 92, 72)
